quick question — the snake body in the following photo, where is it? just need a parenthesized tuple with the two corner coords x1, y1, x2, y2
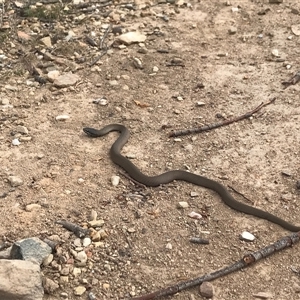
(83, 124, 300, 232)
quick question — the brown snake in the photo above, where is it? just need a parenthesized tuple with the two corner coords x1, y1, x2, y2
(83, 124, 300, 232)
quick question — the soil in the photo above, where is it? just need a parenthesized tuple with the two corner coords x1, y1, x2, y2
(0, 0, 299, 299)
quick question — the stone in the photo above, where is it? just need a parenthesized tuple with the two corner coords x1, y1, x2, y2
(111, 175, 120, 186)
(291, 24, 300, 36)
(8, 175, 23, 187)
(177, 201, 189, 208)
(117, 31, 147, 45)
(0, 246, 11, 259)
(252, 291, 274, 299)
(228, 26, 237, 34)
(40, 36, 52, 47)
(47, 70, 60, 82)
(89, 210, 97, 221)
(53, 73, 80, 88)
(74, 285, 86, 296)
(76, 251, 87, 263)
(43, 277, 59, 294)
(82, 237, 91, 247)
(73, 267, 81, 277)
(25, 204, 42, 212)
(240, 231, 255, 242)
(55, 115, 70, 121)
(0, 259, 43, 300)
(88, 219, 105, 228)
(199, 281, 214, 298)
(42, 254, 54, 266)
(12, 138, 20, 146)
(10, 237, 52, 264)
(15, 125, 28, 134)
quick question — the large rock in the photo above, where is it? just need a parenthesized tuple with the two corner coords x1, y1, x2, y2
(10, 237, 52, 264)
(0, 259, 43, 300)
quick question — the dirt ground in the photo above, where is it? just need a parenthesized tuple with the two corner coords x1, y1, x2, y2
(0, 0, 300, 299)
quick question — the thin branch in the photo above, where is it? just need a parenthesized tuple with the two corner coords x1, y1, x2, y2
(89, 24, 112, 67)
(282, 71, 300, 89)
(56, 220, 89, 238)
(131, 231, 300, 300)
(169, 97, 276, 138)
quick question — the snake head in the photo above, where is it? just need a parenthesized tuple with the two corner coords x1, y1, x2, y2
(83, 127, 100, 137)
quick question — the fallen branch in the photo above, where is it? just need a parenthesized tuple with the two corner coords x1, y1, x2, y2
(131, 231, 300, 300)
(169, 97, 276, 138)
(282, 71, 300, 89)
(56, 220, 89, 238)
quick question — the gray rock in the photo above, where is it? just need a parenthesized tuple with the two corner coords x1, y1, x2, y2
(53, 73, 80, 88)
(0, 259, 43, 300)
(199, 281, 214, 298)
(10, 237, 52, 265)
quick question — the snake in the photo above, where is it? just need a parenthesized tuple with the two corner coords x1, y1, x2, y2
(83, 124, 300, 232)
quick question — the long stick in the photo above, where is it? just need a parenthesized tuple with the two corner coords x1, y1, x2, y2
(131, 231, 300, 300)
(169, 97, 276, 138)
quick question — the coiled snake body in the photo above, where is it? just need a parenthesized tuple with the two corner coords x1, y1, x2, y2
(83, 124, 300, 232)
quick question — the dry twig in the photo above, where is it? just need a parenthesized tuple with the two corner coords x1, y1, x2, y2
(131, 231, 300, 299)
(169, 97, 276, 138)
(282, 71, 300, 89)
(56, 220, 89, 238)
(89, 24, 112, 66)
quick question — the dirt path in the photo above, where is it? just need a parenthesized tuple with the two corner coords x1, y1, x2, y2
(0, 0, 299, 299)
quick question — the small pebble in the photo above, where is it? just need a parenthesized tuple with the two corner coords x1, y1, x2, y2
(240, 231, 255, 242)
(177, 201, 189, 208)
(55, 115, 70, 121)
(43, 254, 54, 266)
(165, 242, 172, 249)
(73, 238, 82, 247)
(74, 286, 86, 296)
(8, 175, 23, 187)
(188, 211, 202, 220)
(88, 219, 105, 227)
(199, 281, 214, 298)
(102, 283, 110, 290)
(15, 125, 28, 134)
(190, 191, 199, 197)
(93, 98, 108, 105)
(73, 267, 81, 277)
(82, 237, 91, 247)
(76, 251, 87, 263)
(89, 210, 97, 221)
(77, 178, 85, 184)
(252, 291, 274, 299)
(25, 203, 41, 212)
(228, 26, 237, 34)
(281, 170, 292, 177)
(12, 138, 20, 146)
(111, 175, 120, 186)
(271, 49, 279, 57)
(152, 66, 159, 72)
